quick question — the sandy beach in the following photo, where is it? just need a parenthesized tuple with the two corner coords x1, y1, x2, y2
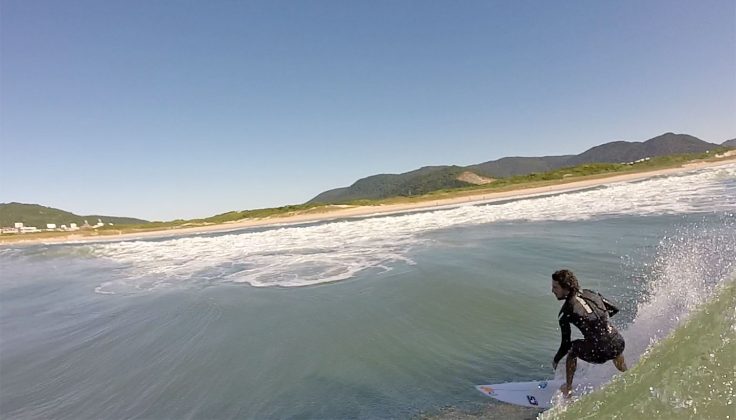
(4, 157, 735, 246)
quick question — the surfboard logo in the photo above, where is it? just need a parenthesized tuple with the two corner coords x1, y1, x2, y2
(479, 386, 496, 396)
(526, 395, 539, 406)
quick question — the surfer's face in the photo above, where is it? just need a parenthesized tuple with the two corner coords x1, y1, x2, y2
(552, 280, 568, 300)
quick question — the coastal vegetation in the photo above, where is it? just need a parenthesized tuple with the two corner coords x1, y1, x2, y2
(468, 150, 726, 191)
(1, 142, 734, 243)
(336, 149, 733, 206)
(309, 132, 730, 204)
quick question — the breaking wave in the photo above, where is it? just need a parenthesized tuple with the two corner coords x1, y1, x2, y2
(542, 215, 736, 418)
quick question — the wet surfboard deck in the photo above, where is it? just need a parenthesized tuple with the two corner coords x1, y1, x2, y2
(475, 379, 566, 409)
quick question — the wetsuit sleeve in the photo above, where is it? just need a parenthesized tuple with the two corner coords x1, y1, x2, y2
(600, 294, 619, 317)
(553, 311, 571, 364)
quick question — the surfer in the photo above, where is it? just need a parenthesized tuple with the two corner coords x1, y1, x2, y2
(551, 269, 627, 397)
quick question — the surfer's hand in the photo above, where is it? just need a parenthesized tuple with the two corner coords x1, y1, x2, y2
(552, 361, 558, 370)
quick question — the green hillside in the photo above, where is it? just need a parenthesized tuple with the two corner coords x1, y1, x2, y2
(0, 203, 148, 228)
(564, 132, 717, 166)
(309, 133, 725, 204)
(309, 166, 470, 204)
(467, 155, 573, 178)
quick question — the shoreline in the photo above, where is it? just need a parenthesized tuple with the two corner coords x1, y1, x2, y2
(3, 158, 735, 246)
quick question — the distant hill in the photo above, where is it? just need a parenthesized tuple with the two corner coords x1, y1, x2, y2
(564, 133, 717, 166)
(310, 166, 469, 203)
(0, 203, 148, 228)
(723, 139, 736, 148)
(308, 133, 723, 204)
(466, 155, 573, 178)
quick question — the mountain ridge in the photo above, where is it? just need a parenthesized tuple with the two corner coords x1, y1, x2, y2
(4, 133, 733, 223)
(309, 132, 731, 204)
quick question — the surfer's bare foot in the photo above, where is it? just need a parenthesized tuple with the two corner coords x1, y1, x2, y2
(613, 355, 627, 372)
(559, 383, 572, 399)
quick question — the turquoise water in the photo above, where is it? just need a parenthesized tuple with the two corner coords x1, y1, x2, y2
(1, 164, 734, 419)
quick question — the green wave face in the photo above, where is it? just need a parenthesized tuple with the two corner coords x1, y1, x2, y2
(544, 279, 736, 420)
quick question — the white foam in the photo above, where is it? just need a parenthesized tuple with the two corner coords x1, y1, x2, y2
(88, 164, 734, 292)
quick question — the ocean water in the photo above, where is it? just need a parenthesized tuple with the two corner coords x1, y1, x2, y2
(1, 164, 734, 419)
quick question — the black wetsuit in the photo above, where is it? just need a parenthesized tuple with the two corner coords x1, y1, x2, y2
(554, 289, 625, 365)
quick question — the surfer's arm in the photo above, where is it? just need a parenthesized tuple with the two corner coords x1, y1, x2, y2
(553, 315, 571, 365)
(600, 295, 619, 317)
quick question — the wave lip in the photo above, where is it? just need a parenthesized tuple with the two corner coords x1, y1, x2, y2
(543, 216, 736, 419)
(542, 278, 736, 419)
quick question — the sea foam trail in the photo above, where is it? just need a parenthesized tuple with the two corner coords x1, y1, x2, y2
(31, 163, 734, 293)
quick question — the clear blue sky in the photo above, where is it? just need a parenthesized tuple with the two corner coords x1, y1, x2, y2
(2, 0, 734, 221)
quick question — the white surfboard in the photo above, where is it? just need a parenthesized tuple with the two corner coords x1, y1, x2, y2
(475, 379, 566, 409)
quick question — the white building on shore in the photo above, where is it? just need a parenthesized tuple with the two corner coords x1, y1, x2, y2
(1, 218, 105, 234)
(4, 222, 41, 233)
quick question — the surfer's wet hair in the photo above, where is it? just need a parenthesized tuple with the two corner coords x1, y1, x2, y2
(552, 269, 580, 293)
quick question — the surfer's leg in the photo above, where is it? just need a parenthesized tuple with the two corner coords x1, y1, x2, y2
(563, 339, 587, 395)
(613, 354, 627, 371)
(562, 352, 576, 398)
(610, 332, 627, 371)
